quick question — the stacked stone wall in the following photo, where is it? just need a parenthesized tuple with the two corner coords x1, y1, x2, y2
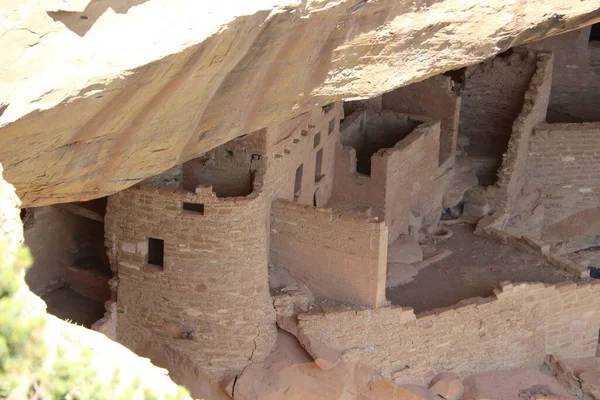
(270, 199, 387, 307)
(493, 52, 553, 213)
(459, 50, 538, 184)
(333, 112, 445, 241)
(382, 75, 461, 169)
(105, 185, 276, 380)
(527, 122, 600, 249)
(297, 281, 600, 386)
(526, 27, 600, 122)
(263, 103, 343, 207)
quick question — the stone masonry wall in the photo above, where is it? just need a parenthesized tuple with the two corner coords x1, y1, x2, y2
(263, 103, 343, 207)
(270, 199, 387, 308)
(526, 27, 600, 122)
(297, 281, 600, 386)
(460, 51, 538, 185)
(493, 52, 553, 214)
(527, 122, 600, 249)
(332, 113, 445, 241)
(382, 74, 461, 169)
(104, 185, 277, 381)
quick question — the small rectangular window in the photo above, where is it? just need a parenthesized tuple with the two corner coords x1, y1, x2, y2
(313, 132, 321, 148)
(315, 149, 323, 182)
(328, 119, 335, 135)
(294, 164, 303, 197)
(147, 238, 164, 269)
(182, 202, 204, 215)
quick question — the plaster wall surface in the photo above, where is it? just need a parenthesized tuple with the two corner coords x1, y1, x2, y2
(460, 51, 538, 185)
(382, 75, 461, 169)
(270, 199, 387, 308)
(297, 281, 600, 386)
(527, 122, 600, 249)
(332, 110, 445, 241)
(104, 183, 277, 380)
(526, 27, 600, 122)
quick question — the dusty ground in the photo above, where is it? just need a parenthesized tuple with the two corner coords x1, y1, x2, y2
(42, 286, 105, 328)
(387, 223, 577, 313)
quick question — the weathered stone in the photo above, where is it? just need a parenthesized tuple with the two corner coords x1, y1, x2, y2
(386, 263, 419, 288)
(429, 372, 464, 400)
(2, 1, 600, 206)
(443, 154, 479, 209)
(579, 370, 600, 399)
(388, 234, 423, 264)
(464, 202, 492, 217)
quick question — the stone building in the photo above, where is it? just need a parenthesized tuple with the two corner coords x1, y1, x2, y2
(15, 20, 600, 399)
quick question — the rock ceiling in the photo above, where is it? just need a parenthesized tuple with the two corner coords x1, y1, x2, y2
(1, 0, 600, 206)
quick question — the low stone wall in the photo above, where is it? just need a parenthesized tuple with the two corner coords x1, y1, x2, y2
(105, 184, 276, 381)
(270, 199, 387, 308)
(296, 280, 600, 385)
(527, 122, 600, 250)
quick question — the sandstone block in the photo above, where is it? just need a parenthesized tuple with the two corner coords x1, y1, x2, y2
(463, 202, 491, 217)
(386, 263, 419, 288)
(388, 234, 423, 264)
(429, 372, 464, 400)
(579, 369, 600, 399)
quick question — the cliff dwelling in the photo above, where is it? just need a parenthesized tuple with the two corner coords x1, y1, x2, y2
(2, 2, 600, 399)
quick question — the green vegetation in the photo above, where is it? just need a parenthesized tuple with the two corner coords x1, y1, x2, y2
(0, 244, 190, 400)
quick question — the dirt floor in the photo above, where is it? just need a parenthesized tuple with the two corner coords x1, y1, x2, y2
(387, 223, 578, 313)
(42, 286, 105, 328)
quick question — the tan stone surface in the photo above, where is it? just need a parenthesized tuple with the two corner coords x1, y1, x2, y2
(332, 110, 446, 241)
(528, 122, 600, 251)
(232, 330, 430, 400)
(382, 75, 461, 168)
(271, 199, 388, 308)
(462, 367, 574, 400)
(388, 235, 423, 265)
(2, 1, 600, 206)
(297, 281, 600, 385)
(429, 372, 464, 400)
(105, 183, 277, 381)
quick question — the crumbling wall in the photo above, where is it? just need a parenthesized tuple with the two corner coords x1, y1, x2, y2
(332, 111, 445, 241)
(270, 199, 387, 308)
(264, 104, 342, 207)
(459, 51, 538, 185)
(182, 133, 265, 198)
(527, 122, 600, 250)
(493, 52, 553, 214)
(297, 281, 600, 386)
(526, 27, 600, 122)
(104, 184, 277, 380)
(382, 75, 461, 169)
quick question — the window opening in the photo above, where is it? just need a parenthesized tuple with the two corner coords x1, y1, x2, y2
(294, 165, 303, 198)
(182, 203, 204, 215)
(328, 119, 335, 135)
(590, 23, 600, 42)
(315, 149, 323, 182)
(147, 238, 164, 269)
(314, 132, 321, 148)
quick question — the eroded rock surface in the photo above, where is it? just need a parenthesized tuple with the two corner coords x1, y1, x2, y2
(2, 0, 600, 206)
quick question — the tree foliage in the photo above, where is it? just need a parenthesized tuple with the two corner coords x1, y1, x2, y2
(0, 244, 190, 400)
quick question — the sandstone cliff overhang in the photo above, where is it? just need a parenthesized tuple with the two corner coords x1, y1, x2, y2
(2, 0, 600, 206)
